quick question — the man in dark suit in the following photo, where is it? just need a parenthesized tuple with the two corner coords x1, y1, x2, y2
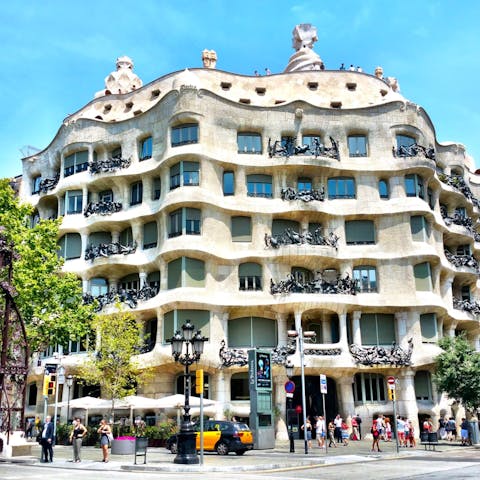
(40, 415, 54, 462)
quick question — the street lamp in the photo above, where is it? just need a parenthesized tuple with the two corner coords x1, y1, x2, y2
(66, 375, 74, 422)
(288, 329, 315, 454)
(169, 321, 208, 464)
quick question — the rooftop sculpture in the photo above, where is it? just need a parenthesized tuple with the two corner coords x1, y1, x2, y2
(284, 24, 324, 72)
(95, 56, 143, 98)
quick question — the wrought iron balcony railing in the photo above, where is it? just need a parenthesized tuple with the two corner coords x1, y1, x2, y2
(453, 297, 480, 315)
(84, 242, 136, 261)
(349, 339, 413, 366)
(439, 174, 480, 208)
(268, 136, 339, 160)
(84, 201, 122, 217)
(88, 155, 131, 174)
(444, 249, 480, 273)
(392, 143, 435, 160)
(280, 186, 325, 202)
(82, 285, 159, 312)
(264, 228, 338, 249)
(270, 271, 357, 295)
(37, 173, 60, 193)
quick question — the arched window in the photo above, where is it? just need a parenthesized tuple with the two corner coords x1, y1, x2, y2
(171, 123, 198, 146)
(378, 179, 389, 199)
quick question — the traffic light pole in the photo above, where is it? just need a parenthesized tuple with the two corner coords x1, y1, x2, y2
(196, 369, 204, 465)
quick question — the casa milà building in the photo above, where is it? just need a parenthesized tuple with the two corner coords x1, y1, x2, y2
(22, 24, 480, 437)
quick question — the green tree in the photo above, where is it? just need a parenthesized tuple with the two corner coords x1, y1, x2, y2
(433, 334, 480, 414)
(79, 309, 145, 421)
(0, 178, 94, 352)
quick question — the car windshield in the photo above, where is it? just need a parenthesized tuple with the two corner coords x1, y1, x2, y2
(235, 423, 250, 431)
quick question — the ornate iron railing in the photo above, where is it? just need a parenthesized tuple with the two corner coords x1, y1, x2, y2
(441, 207, 477, 237)
(82, 285, 158, 312)
(270, 271, 357, 295)
(268, 136, 339, 160)
(264, 229, 339, 249)
(444, 250, 480, 273)
(84, 201, 122, 217)
(84, 242, 136, 261)
(349, 339, 413, 366)
(280, 186, 325, 202)
(453, 297, 480, 315)
(439, 174, 480, 208)
(392, 143, 435, 160)
(88, 156, 131, 174)
(38, 173, 60, 193)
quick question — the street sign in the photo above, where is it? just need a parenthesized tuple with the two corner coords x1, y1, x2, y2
(285, 380, 295, 394)
(320, 374, 327, 394)
(387, 376, 396, 390)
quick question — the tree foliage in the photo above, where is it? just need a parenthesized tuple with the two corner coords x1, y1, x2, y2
(433, 334, 480, 413)
(79, 309, 145, 419)
(0, 178, 94, 351)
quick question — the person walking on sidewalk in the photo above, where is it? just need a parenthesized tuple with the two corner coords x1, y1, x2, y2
(328, 420, 337, 447)
(40, 415, 54, 463)
(301, 416, 313, 449)
(97, 419, 112, 462)
(371, 421, 381, 452)
(315, 415, 326, 448)
(70, 417, 87, 463)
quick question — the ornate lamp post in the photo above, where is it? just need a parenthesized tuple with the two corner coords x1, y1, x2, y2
(169, 321, 208, 464)
(66, 375, 74, 422)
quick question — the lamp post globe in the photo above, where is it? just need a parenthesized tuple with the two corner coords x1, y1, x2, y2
(169, 321, 207, 464)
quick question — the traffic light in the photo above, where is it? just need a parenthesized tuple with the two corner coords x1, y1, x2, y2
(47, 374, 56, 396)
(388, 388, 396, 401)
(43, 374, 51, 396)
(195, 369, 204, 395)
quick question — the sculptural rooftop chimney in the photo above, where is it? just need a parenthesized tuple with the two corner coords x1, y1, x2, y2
(284, 24, 324, 72)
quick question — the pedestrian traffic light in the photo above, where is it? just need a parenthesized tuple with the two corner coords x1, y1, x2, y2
(47, 374, 56, 396)
(195, 369, 204, 395)
(388, 388, 396, 401)
(43, 374, 51, 396)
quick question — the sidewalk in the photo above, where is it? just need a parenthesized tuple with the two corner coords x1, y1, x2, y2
(1, 438, 474, 472)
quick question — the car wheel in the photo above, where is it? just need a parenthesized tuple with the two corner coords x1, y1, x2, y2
(216, 442, 229, 455)
(235, 450, 246, 456)
(169, 441, 178, 454)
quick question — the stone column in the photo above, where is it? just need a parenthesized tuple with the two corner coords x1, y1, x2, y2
(139, 271, 147, 288)
(276, 313, 288, 347)
(338, 313, 348, 351)
(82, 185, 89, 213)
(274, 373, 289, 440)
(322, 319, 331, 343)
(215, 370, 229, 420)
(395, 311, 409, 347)
(397, 370, 420, 435)
(80, 233, 89, 261)
(352, 311, 362, 345)
(336, 375, 355, 422)
(111, 230, 120, 243)
(82, 279, 89, 294)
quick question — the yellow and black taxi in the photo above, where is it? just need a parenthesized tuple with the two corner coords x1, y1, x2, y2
(166, 420, 254, 455)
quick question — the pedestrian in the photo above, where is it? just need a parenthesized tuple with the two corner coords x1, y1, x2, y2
(70, 417, 87, 463)
(349, 64, 355, 71)
(341, 420, 349, 446)
(407, 420, 416, 448)
(97, 419, 112, 462)
(265, 68, 271, 75)
(403, 417, 410, 447)
(371, 421, 381, 452)
(328, 420, 337, 447)
(26, 419, 33, 439)
(254, 70, 260, 76)
(40, 415, 54, 463)
(301, 416, 313, 449)
(339, 63, 345, 70)
(446, 417, 456, 441)
(315, 415, 326, 448)
(439, 416, 447, 440)
(460, 418, 470, 446)
(375, 414, 385, 440)
(354, 413, 362, 439)
(385, 417, 392, 441)
(397, 416, 405, 447)
(356, 66, 363, 72)
(334, 414, 343, 444)
(351, 415, 359, 440)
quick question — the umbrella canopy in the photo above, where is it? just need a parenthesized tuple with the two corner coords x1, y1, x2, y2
(155, 394, 217, 408)
(56, 396, 109, 409)
(120, 395, 160, 409)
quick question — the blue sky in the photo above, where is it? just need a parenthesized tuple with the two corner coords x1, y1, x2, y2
(1, 0, 480, 178)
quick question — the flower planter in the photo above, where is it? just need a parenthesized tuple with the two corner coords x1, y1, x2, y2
(111, 437, 135, 455)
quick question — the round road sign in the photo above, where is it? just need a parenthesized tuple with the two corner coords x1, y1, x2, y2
(285, 380, 295, 394)
(387, 376, 396, 385)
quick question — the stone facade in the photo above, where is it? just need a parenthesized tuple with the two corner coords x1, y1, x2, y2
(22, 25, 480, 438)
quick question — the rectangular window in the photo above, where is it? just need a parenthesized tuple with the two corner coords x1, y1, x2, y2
(130, 181, 143, 205)
(58, 233, 82, 260)
(396, 134, 416, 149)
(169, 209, 182, 237)
(414, 262, 433, 291)
(65, 190, 83, 214)
(297, 177, 312, 192)
(231, 216, 252, 242)
(119, 227, 133, 246)
(420, 313, 437, 342)
(171, 124, 198, 146)
(410, 215, 429, 241)
(353, 266, 377, 292)
(163, 309, 210, 343)
(238, 133, 262, 154)
(143, 221, 158, 249)
(183, 161, 200, 186)
(64, 151, 88, 177)
(348, 135, 367, 157)
(360, 313, 395, 346)
(405, 174, 425, 199)
(223, 171, 235, 196)
(99, 190, 113, 202)
(302, 135, 322, 155)
(345, 220, 375, 244)
(153, 177, 161, 200)
(185, 257, 205, 287)
(327, 177, 355, 199)
(185, 208, 201, 235)
(170, 163, 180, 190)
(140, 136, 153, 160)
(247, 174, 272, 198)
(167, 258, 182, 289)
(32, 176, 42, 194)
(414, 371, 432, 401)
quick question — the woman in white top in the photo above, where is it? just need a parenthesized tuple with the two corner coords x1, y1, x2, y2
(315, 416, 326, 448)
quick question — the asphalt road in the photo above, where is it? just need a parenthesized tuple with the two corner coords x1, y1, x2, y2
(1, 449, 479, 480)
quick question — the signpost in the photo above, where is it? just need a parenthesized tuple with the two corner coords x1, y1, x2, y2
(320, 374, 327, 454)
(284, 380, 295, 452)
(387, 376, 399, 454)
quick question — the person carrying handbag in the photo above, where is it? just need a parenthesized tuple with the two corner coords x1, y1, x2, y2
(97, 419, 112, 462)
